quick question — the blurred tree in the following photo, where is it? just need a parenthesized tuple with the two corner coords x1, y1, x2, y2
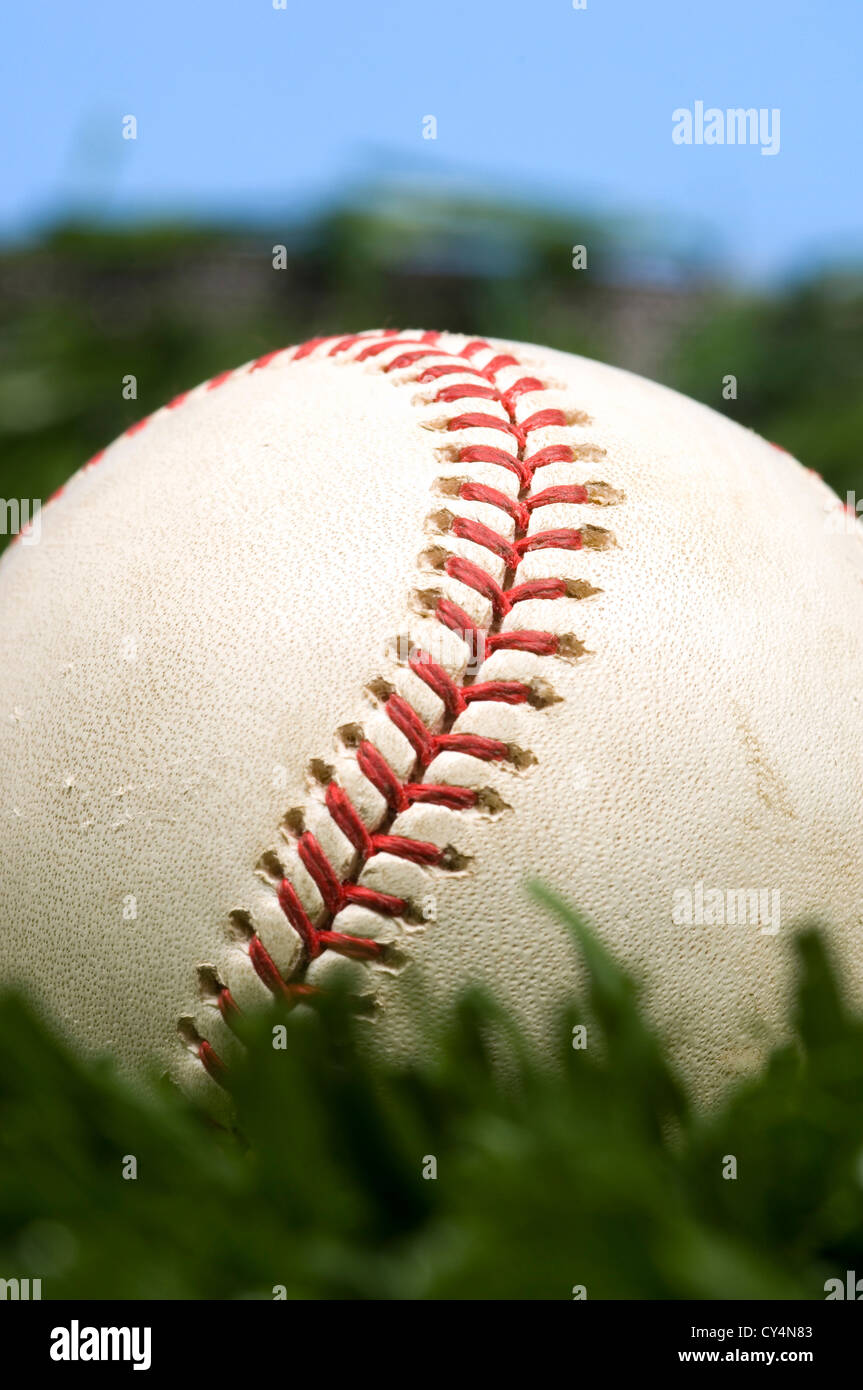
(1, 196, 861, 555)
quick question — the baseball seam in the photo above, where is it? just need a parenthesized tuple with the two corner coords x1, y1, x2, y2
(58, 327, 623, 1085)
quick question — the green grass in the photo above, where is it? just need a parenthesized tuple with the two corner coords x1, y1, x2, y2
(1, 889, 862, 1300)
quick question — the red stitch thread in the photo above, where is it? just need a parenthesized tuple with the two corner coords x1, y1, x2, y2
(507, 577, 570, 604)
(249, 934, 298, 1000)
(297, 833, 347, 915)
(408, 650, 467, 719)
(449, 516, 520, 570)
(199, 1039, 228, 1085)
(107, 330, 611, 1083)
(217, 988, 242, 1027)
(416, 363, 489, 382)
(277, 877, 390, 961)
(385, 350, 445, 372)
(357, 740, 410, 813)
(434, 383, 499, 403)
(314, 930, 383, 960)
(385, 693, 436, 767)
(487, 630, 559, 657)
(249, 339, 585, 1006)
(528, 484, 589, 510)
(517, 528, 584, 555)
(461, 681, 531, 706)
(458, 444, 531, 488)
(325, 782, 374, 859)
(522, 408, 569, 434)
(444, 555, 511, 619)
(293, 337, 328, 360)
(526, 444, 576, 472)
(353, 335, 425, 362)
(340, 884, 405, 916)
(251, 349, 285, 372)
(403, 783, 477, 809)
(370, 834, 443, 865)
(278, 877, 322, 955)
(432, 595, 483, 646)
(447, 411, 522, 444)
(433, 732, 509, 760)
(457, 482, 529, 529)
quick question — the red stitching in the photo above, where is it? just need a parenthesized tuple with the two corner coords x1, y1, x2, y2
(391, 353, 461, 374)
(433, 732, 509, 760)
(298, 833, 347, 915)
(458, 444, 531, 488)
(461, 680, 531, 706)
(527, 444, 577, 471)
(447, 411, 523, 444)
(403, 783, 477, 809)
(501, 376, 545, 407)
(443, 555, 511, 619)
(385, 693, 436, 766)
(249, 934, 301, 999)
(67, 329, 617, 1082)
(408, 650, 467, 719)
(433, 383, 499, 403)
(357, 740, 410, 813)
(456, 482, 529, 529)
(449, 516, 521, 569)
(370, 834, 443, 865)
(508, 577, 570, 604)
(522, 408, 570, 434)
(516, 528, 584, 555)
(487, 629, 559, 656)
(528, 484, 589, 510)
(353, 335, 428, 362)
(326, 782, 374, 859)
(462, 339, 494, 357)
(432, 595, 483, 645)
(199, 1039, 228, 1085)
(314, 930, 384, 960)
(278, 879, 325, 955)
(416, 363, 488, 382)
(217, 987, 242, 1026)
(237, 335, 603, 1036)
(250, 349, 285, 372)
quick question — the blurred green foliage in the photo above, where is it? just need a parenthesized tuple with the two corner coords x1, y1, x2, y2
(2, 193, 862, 555)
(1, 891, 862, 1300)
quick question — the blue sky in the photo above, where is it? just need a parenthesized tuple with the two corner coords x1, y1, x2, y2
(2, 0, 861, 281)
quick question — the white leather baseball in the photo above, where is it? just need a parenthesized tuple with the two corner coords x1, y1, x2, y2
(1, 328, 862, 1106)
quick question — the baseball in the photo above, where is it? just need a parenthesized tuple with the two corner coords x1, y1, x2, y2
(2, 328, 862, 1106)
